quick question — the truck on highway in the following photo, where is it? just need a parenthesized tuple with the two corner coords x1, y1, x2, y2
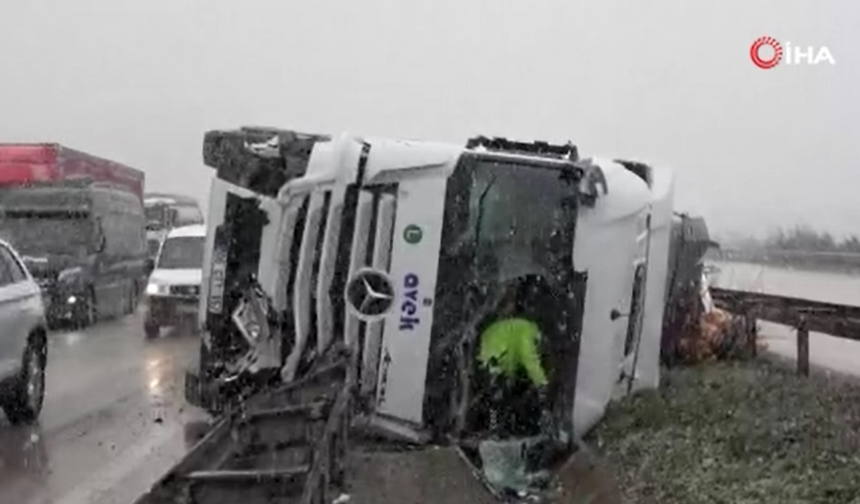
(133, 128, 709, 503)
(0, 144, 148, 328)
(144, 193, 205, 263)
(131, 128, 688, 504)
(0, 143, 144, 199)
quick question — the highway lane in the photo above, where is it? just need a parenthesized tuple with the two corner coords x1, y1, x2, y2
(0, 309, 209, 504)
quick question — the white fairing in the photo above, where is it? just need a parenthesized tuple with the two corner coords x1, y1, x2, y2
(374, 177, 448, 424)
(571, 159, 652, 436)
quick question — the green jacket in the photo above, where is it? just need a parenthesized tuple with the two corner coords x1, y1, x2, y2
(477, 317, 548, 387)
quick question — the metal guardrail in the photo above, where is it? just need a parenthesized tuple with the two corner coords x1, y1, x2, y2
(710, 287, 860, 376)
(707, 248, 860, 271)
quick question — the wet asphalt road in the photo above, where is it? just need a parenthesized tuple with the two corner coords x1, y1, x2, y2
(0, 309, 209, 504)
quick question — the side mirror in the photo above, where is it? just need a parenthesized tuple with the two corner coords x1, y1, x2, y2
(145, 258, 155, 275)
(610, 309, 628, 321)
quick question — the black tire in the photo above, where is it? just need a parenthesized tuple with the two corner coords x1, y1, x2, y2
(144, 320, 160, 339)
(75, 287, 97, 329)
(3, 334, 47, 425)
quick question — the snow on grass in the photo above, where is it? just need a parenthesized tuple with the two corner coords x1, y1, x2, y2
(589, 360, 860, 504)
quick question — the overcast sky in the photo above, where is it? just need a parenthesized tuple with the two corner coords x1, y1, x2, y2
(1, 0, 857, 239)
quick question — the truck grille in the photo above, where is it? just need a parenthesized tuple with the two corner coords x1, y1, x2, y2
(280, 145, 398, 396)
(171, 285, 200, 297)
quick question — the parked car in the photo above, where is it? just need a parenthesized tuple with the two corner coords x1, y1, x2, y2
(144, 224, 206, 338)
(0, 238, 48, 424)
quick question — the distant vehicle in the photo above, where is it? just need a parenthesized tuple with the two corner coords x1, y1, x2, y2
(143, 193, 204, 265)
(0, 179, 148, 328)
(0, 143, 144, 200)
(0, 238, 48, 425)
(144, 224, 206, 338)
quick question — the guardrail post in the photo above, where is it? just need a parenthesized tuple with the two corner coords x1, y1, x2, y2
(797, 316, 809, 377)
(744, 309, 758, 359)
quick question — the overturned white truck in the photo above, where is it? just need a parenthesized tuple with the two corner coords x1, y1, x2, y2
(139, 129, 677, 503)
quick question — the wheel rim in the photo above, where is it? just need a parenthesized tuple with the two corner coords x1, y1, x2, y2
(27, 348, 44, 412)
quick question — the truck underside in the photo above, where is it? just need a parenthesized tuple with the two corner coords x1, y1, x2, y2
(133, 128, 713, 504)
(143, 345, 615, 504)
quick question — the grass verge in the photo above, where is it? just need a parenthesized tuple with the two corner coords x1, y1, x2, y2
(588, 360, 860, 504)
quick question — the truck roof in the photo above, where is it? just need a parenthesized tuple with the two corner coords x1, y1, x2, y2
(0, 143, 145, 201)
(202, 127, 584, 198)
(167, 224, 206, 239)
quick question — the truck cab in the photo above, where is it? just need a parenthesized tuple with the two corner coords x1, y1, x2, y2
(190, 128, 673, 445)
(0, 180, 148, 328)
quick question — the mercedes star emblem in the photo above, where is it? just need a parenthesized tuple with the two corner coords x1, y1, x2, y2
(345, 268, 395, 320)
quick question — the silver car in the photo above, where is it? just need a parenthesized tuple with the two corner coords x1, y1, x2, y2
(0, 238, 48, 424)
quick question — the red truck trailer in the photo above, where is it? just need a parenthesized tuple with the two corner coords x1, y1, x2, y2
(0, 143, 145, 201)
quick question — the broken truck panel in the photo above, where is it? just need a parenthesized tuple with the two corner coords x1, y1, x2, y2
(142, 127, 692, 502)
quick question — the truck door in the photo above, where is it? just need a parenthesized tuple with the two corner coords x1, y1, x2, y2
(435, 154, 584, 434)
(374, 152, 584, 433)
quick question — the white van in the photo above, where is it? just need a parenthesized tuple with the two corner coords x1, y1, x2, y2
(144, 224, 206, 338)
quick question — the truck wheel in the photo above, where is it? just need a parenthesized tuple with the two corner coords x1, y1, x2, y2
(144, 320, 161, 339)
(3, 334, 47, 425)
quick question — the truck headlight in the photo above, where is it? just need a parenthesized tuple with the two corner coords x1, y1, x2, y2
(146, 282, 168, 295)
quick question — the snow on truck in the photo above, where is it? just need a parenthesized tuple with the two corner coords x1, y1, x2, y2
(136, 128, 679, 503)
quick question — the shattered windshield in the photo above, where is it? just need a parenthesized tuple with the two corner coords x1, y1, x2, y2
(0, 213, 91, 255)
(157, 236, 204, 269)
(461, 156, 577, 283)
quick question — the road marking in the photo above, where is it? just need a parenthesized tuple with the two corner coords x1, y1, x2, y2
(53, 421, 183, 504)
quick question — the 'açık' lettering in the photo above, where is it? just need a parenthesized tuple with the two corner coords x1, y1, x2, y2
(400, 273, 420, 330)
